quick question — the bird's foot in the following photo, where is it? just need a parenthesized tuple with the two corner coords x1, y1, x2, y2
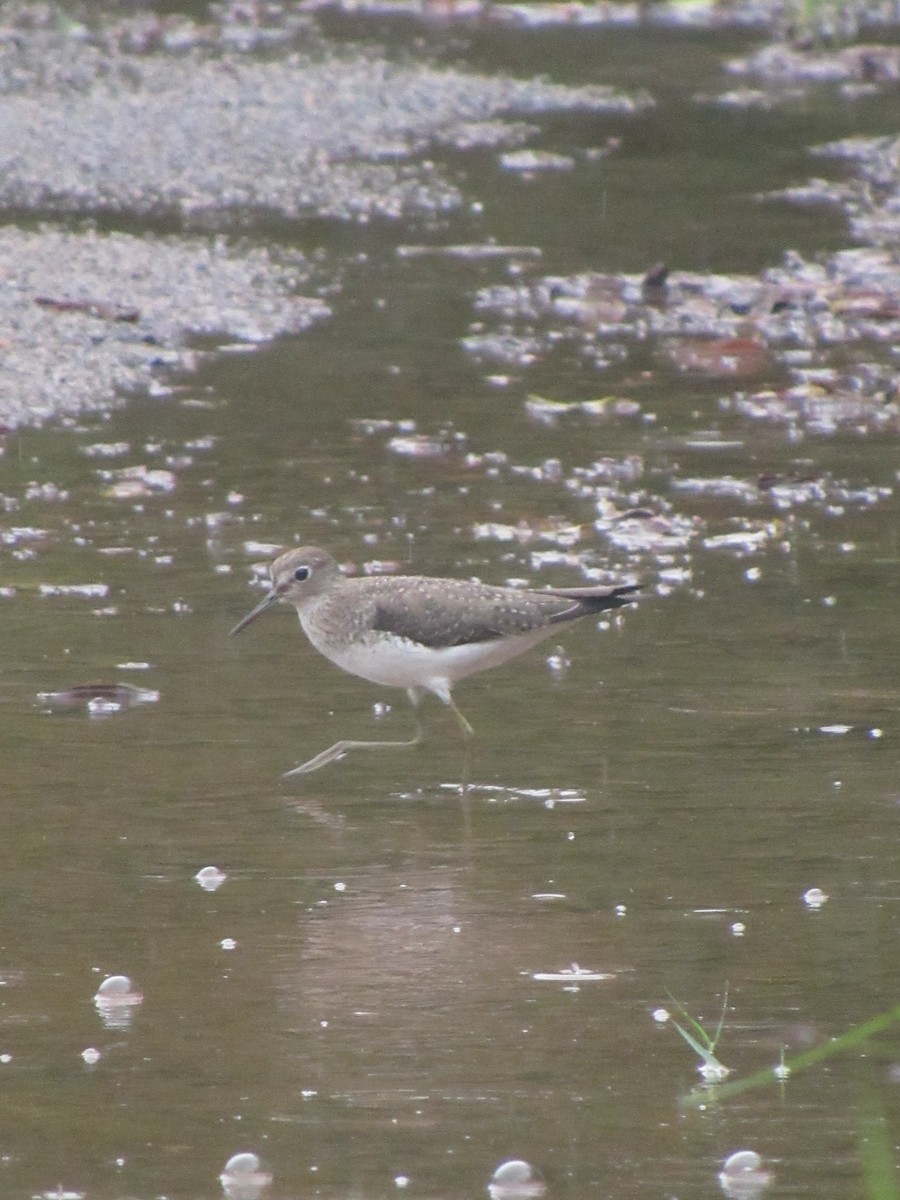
(283, 734, 422, 778)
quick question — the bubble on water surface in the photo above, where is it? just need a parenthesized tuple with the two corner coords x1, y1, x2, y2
(95, 974, 139, 1000)
(546, 645, 570, 673)
(81, 1047, 101, 1065)
(220, 1152, 272, 1200)
(94, 975, 142, 1028)
(488, 1160, 546, 1200)
(718, 1150, 771, 1199)
(195, 866, 227, 892)
(699, 1060, 731, 1082)
(802, 887, 828, 909)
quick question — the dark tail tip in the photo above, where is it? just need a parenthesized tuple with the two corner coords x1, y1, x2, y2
(598, 583, 641, 612)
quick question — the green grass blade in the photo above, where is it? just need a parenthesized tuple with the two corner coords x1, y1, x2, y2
(682, 1001, 900, 1107)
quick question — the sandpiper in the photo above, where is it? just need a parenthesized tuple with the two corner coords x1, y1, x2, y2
(231, 546, 639, 776)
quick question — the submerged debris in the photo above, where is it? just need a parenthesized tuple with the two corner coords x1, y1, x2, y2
(524, 393, 642, 423)
(38, 583, 109, 599)
(397, 243, 543, 261)
(661, 335, 771, 377)
(728, 42, 900, 87)
(34, 295, 140, 322)
(500, 149, 576, 173)
(467, 247, 900, 438)
(729, 366, 900, 437)
(532, 963, 616, 982)
(101, 466, 179, 498)
(38, 683, 160, 714)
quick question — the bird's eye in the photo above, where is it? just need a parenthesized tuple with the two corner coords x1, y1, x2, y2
(294, 565, 310, 582)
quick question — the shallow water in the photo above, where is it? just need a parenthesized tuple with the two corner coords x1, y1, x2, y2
(0, 10, 898, 1200)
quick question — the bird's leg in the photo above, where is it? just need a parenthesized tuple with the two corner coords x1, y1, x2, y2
(283, 688, 425, 778)
(447, 696, 474, 741)
(443, 692, 474, 798)
(458, 735, 473, 799)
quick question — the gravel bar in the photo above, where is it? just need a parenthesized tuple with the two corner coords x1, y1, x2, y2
(0, 28, 651, 223)
(0, 226, 329, 427)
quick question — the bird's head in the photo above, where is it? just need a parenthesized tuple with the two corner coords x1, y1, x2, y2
(230, 546, 342, 635)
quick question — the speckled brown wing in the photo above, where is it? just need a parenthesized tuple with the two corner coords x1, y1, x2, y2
(367, 578, 639, 649)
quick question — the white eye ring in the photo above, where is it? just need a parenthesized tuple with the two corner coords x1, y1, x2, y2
(293, 566, 311, 582)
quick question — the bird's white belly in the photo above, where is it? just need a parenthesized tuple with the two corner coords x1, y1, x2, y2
(301, 617, 554, 696)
